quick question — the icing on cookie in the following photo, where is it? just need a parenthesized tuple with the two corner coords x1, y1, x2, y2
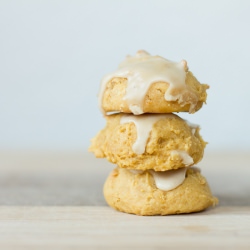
(150, 168, 187, 191)
(121, 114, 175, 155)
(120, 114, 196, 157)
(170, 150, 194, 166)
(99, 50, 195, 114)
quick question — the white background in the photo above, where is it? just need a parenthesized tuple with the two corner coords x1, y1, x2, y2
(0, 0, 250, 152)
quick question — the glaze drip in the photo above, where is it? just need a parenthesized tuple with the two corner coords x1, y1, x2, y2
(99, 50, 197, 114)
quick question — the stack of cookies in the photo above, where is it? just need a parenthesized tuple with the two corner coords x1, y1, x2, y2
(90, 50, 218, 215)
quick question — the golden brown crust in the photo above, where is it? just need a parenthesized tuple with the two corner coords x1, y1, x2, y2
(89, 113, 206, 171)
(103, 167, 218, 215)
(102, 71, 209, 114)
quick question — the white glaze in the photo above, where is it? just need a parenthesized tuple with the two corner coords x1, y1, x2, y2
(120, 114, 175, 155)
(150, 168, 187, 191)
(170, 150, 194, 166)
(99, 50, 194, 115)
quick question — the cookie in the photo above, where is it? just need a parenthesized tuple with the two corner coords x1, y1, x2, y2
(103, 167, 218, 215)
(89, 113, 206, 171)
(99, 50, 209, 115)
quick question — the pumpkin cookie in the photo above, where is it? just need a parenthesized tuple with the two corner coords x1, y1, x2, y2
(99, 50, 209, 115)
(104, 167, 218, 215)
(89, 113, 206, 171)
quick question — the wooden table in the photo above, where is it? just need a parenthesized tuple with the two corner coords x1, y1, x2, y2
(0, 151, 249, 249)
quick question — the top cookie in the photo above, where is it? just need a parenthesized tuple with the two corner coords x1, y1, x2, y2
(99, 50, 209, 115)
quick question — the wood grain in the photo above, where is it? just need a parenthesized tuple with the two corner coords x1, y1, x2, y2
(0, 206, 249, 249)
